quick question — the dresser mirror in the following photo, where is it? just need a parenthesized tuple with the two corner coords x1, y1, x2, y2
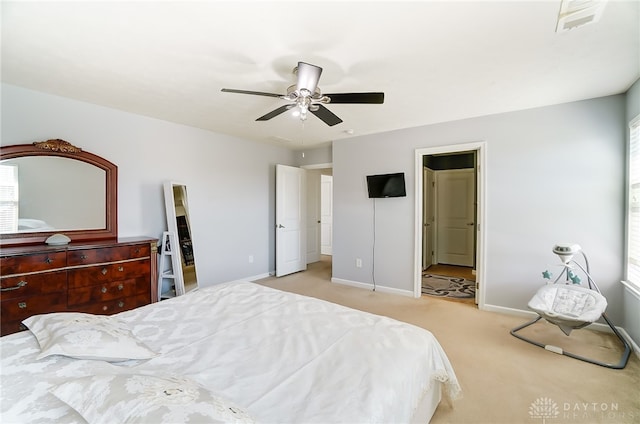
(0, 139, 117, 246)
(163, 181, 199, 294)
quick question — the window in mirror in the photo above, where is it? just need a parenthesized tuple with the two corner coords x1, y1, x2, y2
(0, 156, 106, 234)
(0, 164, 19, 233)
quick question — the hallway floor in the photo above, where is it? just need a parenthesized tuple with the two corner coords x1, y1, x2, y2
(424, 264, 475, 281)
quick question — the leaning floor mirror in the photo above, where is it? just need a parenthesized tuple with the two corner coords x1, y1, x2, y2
(162, 181, 199, 296)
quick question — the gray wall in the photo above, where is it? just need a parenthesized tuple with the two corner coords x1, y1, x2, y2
(333, 95, 627, 323)
(296, 143, 332, 167)
(1, 83, 296, 285)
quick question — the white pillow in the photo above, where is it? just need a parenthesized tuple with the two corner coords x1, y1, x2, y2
(22, 312, 156, 362)
(50, 374, 255, 424)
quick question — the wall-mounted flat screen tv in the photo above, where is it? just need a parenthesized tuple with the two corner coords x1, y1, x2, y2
(366, 172, 406, 198)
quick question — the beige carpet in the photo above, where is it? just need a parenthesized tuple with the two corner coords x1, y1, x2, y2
(256, 256, 640, 424)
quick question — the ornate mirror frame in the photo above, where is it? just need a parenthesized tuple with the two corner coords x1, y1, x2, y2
(0, 139, 117, 246)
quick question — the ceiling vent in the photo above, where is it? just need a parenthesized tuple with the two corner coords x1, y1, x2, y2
(556, 0, 608, 32)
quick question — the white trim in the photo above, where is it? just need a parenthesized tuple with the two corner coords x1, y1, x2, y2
(622, 279, 640, 299)
(331, 277, 414, 297)
(414, 142, 487, 309)
(619, 327, 640, 360)
(481, 303, 538, 318)
(246, 272, 273, 281)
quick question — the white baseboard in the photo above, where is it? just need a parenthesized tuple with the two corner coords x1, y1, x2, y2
(245, 272, 272, 281)
(331, 277, 414, 297)
(618, 327, 640, 360)
(481, 303, 537, 319)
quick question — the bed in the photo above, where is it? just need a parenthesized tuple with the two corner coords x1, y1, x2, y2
(0, 281, 461, 423)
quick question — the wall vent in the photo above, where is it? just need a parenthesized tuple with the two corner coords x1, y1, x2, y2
(556, 0, 608, 33)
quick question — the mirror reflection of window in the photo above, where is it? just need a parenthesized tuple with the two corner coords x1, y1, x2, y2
(0, 164, 19, 233)
(0, 156, 106, 233)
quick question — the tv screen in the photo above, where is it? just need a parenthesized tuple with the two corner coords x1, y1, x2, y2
(366, 173, 406, 198)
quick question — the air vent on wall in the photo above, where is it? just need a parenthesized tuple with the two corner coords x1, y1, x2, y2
(556, 0, 608, 33)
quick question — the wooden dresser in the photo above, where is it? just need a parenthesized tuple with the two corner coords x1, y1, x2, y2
(0, 237, 157, 336)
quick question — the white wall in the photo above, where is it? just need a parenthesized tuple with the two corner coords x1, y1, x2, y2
(333, 95, 627, 322)
(1, 83, 296, 285)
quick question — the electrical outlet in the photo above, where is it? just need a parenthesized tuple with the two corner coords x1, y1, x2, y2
(356, 258, 362, 268)
(248, 255, 254, 264)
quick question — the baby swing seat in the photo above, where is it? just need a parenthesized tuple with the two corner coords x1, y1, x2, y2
(510, 244, 631, 369)
(527, 284, 607, 335)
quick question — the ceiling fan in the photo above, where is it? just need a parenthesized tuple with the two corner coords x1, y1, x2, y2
(221, 61, 384, 127)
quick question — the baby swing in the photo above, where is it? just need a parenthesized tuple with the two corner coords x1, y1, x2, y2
(510, 243, 631, 369)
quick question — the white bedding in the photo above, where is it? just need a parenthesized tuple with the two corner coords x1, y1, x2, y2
(0, 281, 461, 423)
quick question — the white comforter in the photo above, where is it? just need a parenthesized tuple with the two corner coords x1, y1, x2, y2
(1, 281, 461, 423)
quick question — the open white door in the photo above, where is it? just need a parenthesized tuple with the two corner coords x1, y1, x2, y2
(276, 164, 307, 277)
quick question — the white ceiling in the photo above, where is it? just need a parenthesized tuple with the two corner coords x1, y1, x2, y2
(2, 1, 639, 150)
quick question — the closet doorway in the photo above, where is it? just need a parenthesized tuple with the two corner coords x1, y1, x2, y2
(414, 142, 486, 307)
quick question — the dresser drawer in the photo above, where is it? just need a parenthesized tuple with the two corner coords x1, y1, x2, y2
(0, 271, 67, 301)
(67, 244, 151, 266)
(68, 259, 151, 288)
(74, 293, 150, 315)
(68, 279, 141, 307)
(0, 252, 66, 275)
(0, 320, 29, 337)
(1, 292, 67, 323)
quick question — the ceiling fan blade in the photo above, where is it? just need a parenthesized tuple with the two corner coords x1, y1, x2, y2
(310, 105, 343, 127)
(256, 104, 295, 121)
(324, 92, 385, 104)
(221, 88, 282, 98)
(296, 62, 322, 94)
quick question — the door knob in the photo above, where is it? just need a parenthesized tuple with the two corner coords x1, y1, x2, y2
(467, 222, 474, 226)
(277, 224, 285, 229)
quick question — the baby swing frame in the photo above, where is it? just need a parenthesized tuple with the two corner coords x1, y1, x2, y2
(510, 246, 631, 369)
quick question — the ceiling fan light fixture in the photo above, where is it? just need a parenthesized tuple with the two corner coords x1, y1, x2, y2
(221, 60, 384, 126)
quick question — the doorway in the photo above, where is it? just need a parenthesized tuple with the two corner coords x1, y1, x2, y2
(302, 164, 333, 276)
(414, 142, 486, 307)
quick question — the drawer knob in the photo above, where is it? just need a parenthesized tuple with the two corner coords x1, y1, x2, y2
(101, 268, 108, 275)
(80, 254, 88, 260)
(1, 280, 28, 292)
(118, 301, 124, 308)
(118, 266, 124, 272)
(18, 302, 27, 309)
(118, 284, 124, 291)
(45, 257, 53, 264)
(103, 306, 108, 311)
(101, 286, 107, 294)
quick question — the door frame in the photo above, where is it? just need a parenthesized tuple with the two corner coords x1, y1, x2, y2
(414, 142, 487, 308)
